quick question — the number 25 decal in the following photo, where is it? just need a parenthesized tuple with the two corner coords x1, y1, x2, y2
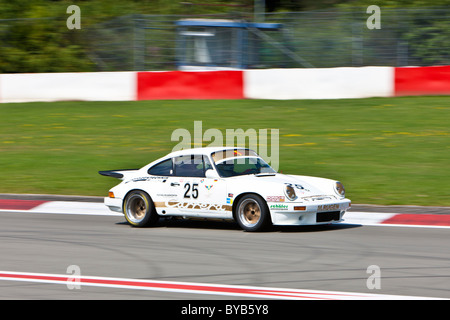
(184, 183, 199, 199)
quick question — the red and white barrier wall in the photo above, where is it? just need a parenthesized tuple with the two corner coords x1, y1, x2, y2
(0, 66, 449, 103)
(137, 70, 244, 100)
(244, 67, 394, 99)
(0, 72, 136, 103)
(394, 65, 450, 96)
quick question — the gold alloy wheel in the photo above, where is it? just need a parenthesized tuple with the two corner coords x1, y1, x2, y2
(125, 193, 148, 223)
(133, 198, 146, 220)
(238, 199, 261, 227)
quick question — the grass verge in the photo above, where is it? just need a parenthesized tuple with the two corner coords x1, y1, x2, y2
(0, 96, 448, 206)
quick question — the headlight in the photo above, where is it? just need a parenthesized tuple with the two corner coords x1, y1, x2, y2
(335, 181, 345, 198)
(284, 183, 297, 201)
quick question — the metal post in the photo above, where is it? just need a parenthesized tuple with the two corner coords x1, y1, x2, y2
(254, 0, 265, 23)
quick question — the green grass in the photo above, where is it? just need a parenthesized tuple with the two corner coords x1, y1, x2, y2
(0, 96, 449, 206)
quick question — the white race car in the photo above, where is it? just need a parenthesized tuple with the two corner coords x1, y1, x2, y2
(99, 147, 351, 231)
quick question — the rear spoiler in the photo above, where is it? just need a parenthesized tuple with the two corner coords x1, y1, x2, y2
(98, 169, 138, 180)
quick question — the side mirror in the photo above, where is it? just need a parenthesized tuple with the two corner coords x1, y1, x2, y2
(205, 169, 220, 179)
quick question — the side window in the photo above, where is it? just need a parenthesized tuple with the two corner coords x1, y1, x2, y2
(174, 155, 205, 177)
(148, 159, 173, 176)
(204, 155, 213, 172)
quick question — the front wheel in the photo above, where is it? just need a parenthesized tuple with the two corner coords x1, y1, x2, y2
(123, 190, 159, 227)
(235, 194, 271, 232)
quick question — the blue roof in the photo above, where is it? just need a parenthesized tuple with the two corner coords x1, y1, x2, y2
(175, 19, 282, 30)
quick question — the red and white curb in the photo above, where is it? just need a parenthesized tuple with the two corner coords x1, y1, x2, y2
(343, 211, 450, 228)
(0, 271, 442, 300)
(1, 199, 450, 228)
(0, 199, 121, 216)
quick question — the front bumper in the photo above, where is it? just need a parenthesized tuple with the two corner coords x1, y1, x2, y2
(268, 198, 351, 226)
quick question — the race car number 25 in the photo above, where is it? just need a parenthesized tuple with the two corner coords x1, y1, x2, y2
(183, 183, 199, 199)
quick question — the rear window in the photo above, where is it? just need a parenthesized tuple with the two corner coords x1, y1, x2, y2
(148, 159, 173, 176)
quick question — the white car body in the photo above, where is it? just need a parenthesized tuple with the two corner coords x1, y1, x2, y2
(100, 147, 351, 231)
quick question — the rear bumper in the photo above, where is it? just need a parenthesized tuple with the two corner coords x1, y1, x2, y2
(104, 197, 123, 214)
(269, 198, 351, 226)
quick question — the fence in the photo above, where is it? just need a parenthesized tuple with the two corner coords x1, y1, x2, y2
(1, 7, 449, 72)
(262, 7, 450, 68)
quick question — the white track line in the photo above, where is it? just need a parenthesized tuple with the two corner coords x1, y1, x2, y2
(30, 201, 122, 216)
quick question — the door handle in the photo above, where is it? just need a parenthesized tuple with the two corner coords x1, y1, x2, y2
(170, 182, 180, 187)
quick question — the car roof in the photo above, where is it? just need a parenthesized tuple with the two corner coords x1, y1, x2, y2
(141, 147, 259, 171)
(166, 146, 253, 158)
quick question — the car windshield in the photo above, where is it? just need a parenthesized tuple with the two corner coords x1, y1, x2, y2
(214, 156, 276, 178)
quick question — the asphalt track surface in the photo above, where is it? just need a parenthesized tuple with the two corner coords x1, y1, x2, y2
(0, 204, 449, 300)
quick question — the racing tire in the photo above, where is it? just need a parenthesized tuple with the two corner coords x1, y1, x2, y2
(235, 194, 271, 232)
(123, 190, 159, 227)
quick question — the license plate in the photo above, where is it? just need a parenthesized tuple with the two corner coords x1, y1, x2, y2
(317, 204, 340, 212)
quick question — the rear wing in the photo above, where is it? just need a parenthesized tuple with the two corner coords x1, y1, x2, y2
(98, 169, 138, 180)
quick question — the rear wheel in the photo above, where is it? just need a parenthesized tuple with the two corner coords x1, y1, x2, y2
(123, 191, 158, 227)
(235, 194, 271, 232)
